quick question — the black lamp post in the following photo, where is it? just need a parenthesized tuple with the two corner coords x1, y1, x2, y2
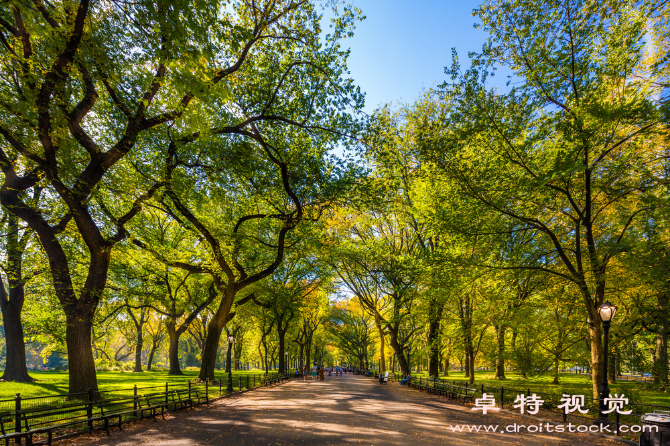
(284, 352, 289, 375)
(226, 333, 234, 392)
(378, 356, 381, 372)
(596, 301, 617, 425)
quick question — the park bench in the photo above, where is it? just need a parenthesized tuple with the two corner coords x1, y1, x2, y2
(138, 393, 168, 421)
(189, 388, 208, 406)
(171, 389, 194, 411)
(96, 395, 143, 433)
(0, 399, 102, 445)
(445, 384, 477, 403)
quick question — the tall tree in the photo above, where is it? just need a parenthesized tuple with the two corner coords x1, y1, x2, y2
(0, 0, 338, 392)
(422, 0, 669, 397)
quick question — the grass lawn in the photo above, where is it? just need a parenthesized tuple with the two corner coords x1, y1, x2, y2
(409, 370, 670, 407)
(0, 369, 280, 401)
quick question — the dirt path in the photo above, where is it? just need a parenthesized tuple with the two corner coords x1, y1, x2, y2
(69, 373, 623, 445)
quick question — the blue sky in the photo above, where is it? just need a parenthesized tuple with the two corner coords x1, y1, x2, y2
(337, 0, 493, 113)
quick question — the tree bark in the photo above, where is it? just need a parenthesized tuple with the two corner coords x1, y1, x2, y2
(167, 324, 183, 375)
(0, 293, 32, 382)
(494, 324, 506, 380)
(427, 313, 441, 378)
(66, 311, 98, 393)
(653, 292, 669, 385)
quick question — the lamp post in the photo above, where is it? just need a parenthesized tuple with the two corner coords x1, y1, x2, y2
(596, 301, 617, 425)
(226, 334, 235, 392)
(378, 356, 381, 372)
(284, 351, 289, 375)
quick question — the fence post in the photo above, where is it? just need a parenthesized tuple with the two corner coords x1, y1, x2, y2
(205, 379, 209, 403)
(238, 375, 241, 390)
(527, 388, 531, 398)
(500, 386, 504, 409)
(15, 393, 21, 439)
(615, 411, 620, 436)
(87, 387, 94, 432)
(188, 380, 192, 402)
(246, 374, 249, 389)
(481, 384, 484, 395)
(165, 382, 169, 406)
(219, 376, 222, 396)
(134, 385, 138, 418)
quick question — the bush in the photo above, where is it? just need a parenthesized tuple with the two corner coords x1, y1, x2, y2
(94, 358, 134, 372)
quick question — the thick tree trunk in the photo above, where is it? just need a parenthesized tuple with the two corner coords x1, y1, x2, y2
(305, 335, 313, 369)
(66, 312, 99, 393)
(1, 296, 33, 382)
(198, 288, 235, 381)
(278, 328, 286, 374)
(134, 330, 143, 373)
(427, 318, 440, 378)
(199, 321, 224, 380)
(494, 324, 506, 380)
(387, 329, 409, 374)
(0, 213, 33, 383)
(654, 292, 669, 385)
(167, 325, 183, 375)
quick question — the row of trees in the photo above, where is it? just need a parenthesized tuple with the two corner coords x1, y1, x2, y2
(327, 0, 670, 400)
(0, 0, 668, 402)
(0, 0, 364, 392)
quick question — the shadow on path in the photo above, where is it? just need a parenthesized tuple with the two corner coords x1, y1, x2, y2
(68, 374, 622, 445)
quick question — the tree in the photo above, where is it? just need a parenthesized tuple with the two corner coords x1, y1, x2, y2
(421, 0, 669, 397)
(0, 0, 345, 393)
(0, 205, 41, 382)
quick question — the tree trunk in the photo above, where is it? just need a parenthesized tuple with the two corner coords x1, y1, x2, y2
(427, 318, 440, 378)
(387, 329, 409, 374)
(134, 326, 143, 373)
(653, 292, 669, 385)
(494, 324, 506, 380)
(66, 311, 99, 393)
(199, 320, 224, 380)
(552, 356, 560, 385)
(608, 346, 616, 383)
(305, 334, 313, 369)
(198, 287, 235, 381)
(278, 327, 286, 374)
(167, 325, 183, 375)
(147, 340, 159, 372)
(0, 295, 33, 382)
(0, 213, 33, 383)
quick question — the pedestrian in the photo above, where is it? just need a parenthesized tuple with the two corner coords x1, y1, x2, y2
(319, 367, 325, 381)
(312, 363, 318, 380)
(303, 365, 308, 381)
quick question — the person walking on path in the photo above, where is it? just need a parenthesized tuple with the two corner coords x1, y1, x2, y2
(303, 365, 308, 381)
(312, 364, 318, 381)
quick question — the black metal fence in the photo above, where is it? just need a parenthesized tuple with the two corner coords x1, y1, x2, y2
(0, 371, 292, 445)
(394, 374, 670, 441)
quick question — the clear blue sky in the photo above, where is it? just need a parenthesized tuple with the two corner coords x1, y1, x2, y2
(337, 0, 493, 113)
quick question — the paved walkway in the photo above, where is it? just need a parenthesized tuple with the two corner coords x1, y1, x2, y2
(69, 374, 623, 446)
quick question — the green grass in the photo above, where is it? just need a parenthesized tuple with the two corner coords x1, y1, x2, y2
(408, 371, 670, 406)
(0, 369, 279, 401)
